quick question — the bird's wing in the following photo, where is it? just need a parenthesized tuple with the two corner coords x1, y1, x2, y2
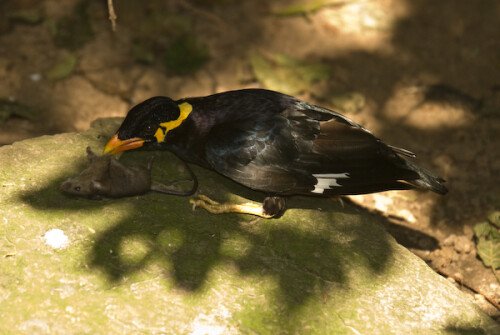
(205, 98, 420, 196)
(297, 104, 446, 194)
(204, 113, 317, 194)
(306, 119, 420, 194)
(283, 104, 419, 194)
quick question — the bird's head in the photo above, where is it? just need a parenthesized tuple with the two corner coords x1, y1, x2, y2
(103, 96, 193, 155)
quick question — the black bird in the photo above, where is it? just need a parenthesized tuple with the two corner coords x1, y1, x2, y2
(104, 89, 447, 218)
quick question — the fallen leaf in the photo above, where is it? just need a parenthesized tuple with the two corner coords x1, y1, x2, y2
(44, 54, 78, 81)
(474, 221, 492, 239)
(250, 52, 331, 95)
(274, 0, 344, 16)
(488, 211, 500, 228)
(477, 238, 500, 270)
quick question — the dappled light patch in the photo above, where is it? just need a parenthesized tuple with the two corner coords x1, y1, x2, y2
(2, 119, 498, 332)
(1, 0, 500, 330)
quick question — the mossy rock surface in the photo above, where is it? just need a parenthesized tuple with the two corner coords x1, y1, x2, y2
(0, 118, 498, 334)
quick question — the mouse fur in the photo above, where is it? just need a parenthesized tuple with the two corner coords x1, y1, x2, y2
(60, 147, 152, 199)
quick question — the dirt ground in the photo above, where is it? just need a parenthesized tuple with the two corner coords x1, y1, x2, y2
(1, 0, 499, 321)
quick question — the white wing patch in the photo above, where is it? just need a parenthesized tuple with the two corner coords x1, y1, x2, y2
(312, 173, 350, 194)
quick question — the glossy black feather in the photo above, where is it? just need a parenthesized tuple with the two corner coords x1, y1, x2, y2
(115, 89, 448, 196)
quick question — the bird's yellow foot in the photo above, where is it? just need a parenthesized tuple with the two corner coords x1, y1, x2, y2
(189, 194, 275, 219)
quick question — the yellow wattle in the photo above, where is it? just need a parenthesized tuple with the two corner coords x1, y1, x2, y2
(154, 102, 193, 143)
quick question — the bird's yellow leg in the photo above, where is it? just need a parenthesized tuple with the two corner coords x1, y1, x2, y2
(189, 194, 274, 219)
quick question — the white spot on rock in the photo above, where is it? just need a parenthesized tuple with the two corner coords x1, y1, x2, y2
(189, 304, 234, 335)
(43, 229, 69, 249)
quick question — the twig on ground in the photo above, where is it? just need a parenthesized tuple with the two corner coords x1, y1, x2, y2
(107, 0, 117, 31)
(436, 267, 500, 311)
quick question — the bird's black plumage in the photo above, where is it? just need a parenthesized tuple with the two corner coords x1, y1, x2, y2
(105, 89, 447, 215)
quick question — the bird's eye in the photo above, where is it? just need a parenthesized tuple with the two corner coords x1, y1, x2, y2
(74, 186, 81, 192)
(144, 124, 157, 136)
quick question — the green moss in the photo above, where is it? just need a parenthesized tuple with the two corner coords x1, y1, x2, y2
(0, 99, 39, 124)
(163, 35, 210, 75)
(53, 1, 94, 51)
(0, 118, 499, 334)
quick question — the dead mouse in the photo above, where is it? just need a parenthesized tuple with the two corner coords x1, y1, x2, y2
(60, 147, 153, 199)
(60, 147, 198, 199)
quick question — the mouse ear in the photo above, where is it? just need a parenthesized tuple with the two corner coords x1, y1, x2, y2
(91, 180, 104, 192)
(86, 147, 97, 161)
(60, 180, 71, 191)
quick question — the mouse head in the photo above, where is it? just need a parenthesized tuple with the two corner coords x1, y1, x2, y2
(60, 177, 106, 199)
(60, 147, 111, 199)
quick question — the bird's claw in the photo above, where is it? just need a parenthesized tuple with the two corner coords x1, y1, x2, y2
(188, 194, 273, 218)
(190, 194, 219, 211)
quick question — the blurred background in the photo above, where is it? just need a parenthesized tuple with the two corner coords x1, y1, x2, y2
(1, 0, 499, 319)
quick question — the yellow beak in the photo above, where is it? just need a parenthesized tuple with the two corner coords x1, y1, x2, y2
(103, 134, 145, 155)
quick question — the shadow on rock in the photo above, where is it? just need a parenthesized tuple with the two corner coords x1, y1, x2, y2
(18, 158, 395, 315)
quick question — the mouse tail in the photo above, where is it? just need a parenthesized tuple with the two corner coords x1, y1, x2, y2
(151, 160, 198, 196)
(147, 156, 155, 170)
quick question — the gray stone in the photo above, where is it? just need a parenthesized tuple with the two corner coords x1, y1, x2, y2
(0, 118, 498, 334)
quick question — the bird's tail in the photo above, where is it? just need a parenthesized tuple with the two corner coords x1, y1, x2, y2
(403, 159, 448, 195)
